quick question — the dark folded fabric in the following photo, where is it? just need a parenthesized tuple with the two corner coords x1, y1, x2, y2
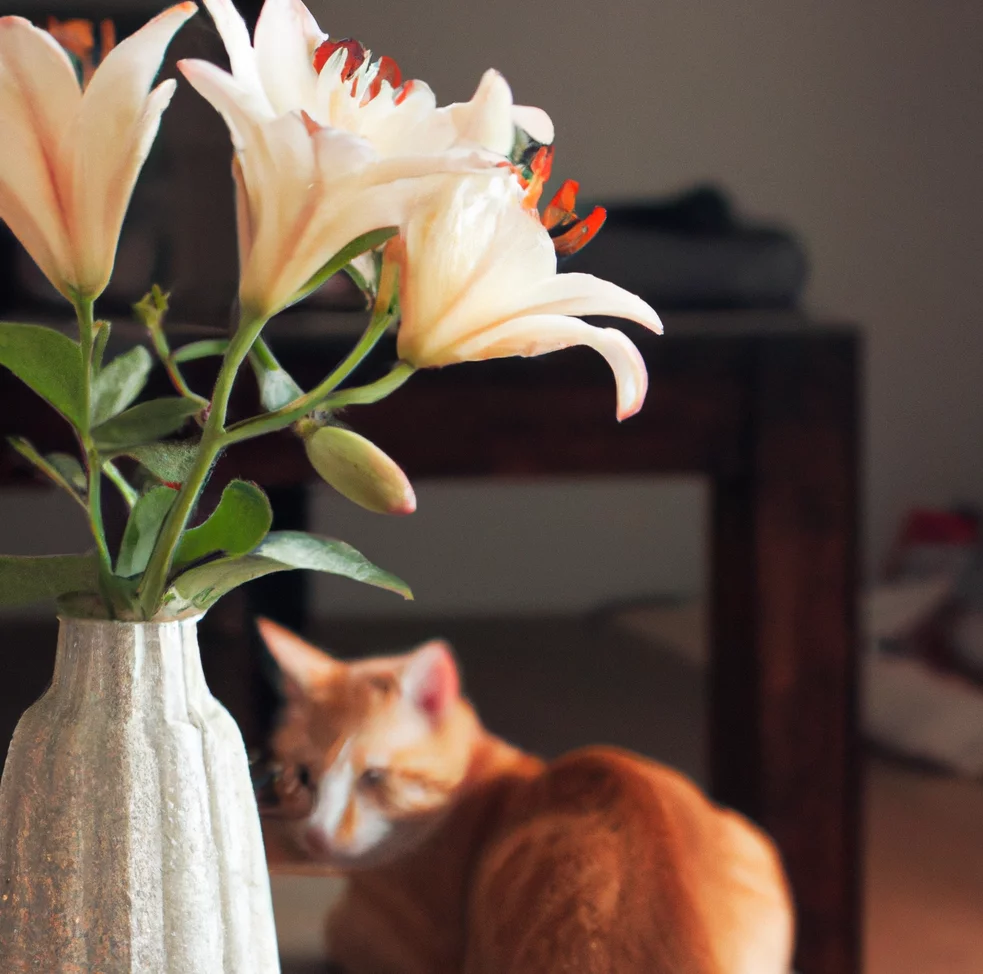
(561, 185, 809, 311)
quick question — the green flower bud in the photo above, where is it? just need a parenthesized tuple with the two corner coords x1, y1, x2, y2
(304, 426, 416, 515)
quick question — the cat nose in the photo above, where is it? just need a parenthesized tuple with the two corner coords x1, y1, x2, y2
(304, 824, 334, 858)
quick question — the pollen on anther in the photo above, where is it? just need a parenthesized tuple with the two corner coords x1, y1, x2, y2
(393, 79, 417, 106)
(363, 55, 403, 105)
(543, 179, 581, 231)
(551, 206, 607, 257)
(313, 38, 367, 80)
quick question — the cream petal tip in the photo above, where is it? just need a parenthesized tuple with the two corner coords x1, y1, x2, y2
(616, 383, 647, 422)
(606, 328, 649, 421)
(512, 104, 554, 145)
(152, 77, 179, 103)
(153, 2, 199, 25)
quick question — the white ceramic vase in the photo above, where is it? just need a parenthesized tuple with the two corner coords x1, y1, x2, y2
(0, 617, 280, 973)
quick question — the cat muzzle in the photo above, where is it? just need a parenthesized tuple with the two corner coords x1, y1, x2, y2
(249, 750, 315, 819)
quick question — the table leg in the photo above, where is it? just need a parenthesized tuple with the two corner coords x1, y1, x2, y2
(710, 336, 862, 974)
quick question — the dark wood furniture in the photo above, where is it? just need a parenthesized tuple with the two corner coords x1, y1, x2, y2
(0, 311, 861, 974)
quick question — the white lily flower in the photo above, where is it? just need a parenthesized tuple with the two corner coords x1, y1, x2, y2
(0, 4, 196, 299)
(199, 0, 552, 158)
(179, 58, 486, 319)
(396, 174, 663, 421)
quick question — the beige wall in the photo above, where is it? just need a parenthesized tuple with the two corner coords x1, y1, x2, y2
(306, 0, 983, 572)
(4, 0, 982, 618)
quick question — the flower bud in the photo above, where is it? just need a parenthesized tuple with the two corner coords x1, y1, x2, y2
(304, 426, 415, 515)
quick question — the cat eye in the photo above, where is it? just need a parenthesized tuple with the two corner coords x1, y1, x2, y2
(359, 767, 387, 790)
(368, 674, 397, 695)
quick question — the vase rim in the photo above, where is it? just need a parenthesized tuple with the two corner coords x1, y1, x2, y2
(56, 614, 205, 627)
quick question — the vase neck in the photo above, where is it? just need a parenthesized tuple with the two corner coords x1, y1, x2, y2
(52, 617, 207, 716)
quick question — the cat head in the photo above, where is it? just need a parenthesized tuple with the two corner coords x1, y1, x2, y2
(258, 618, 478, 869)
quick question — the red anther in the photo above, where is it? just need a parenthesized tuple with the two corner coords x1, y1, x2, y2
(529, 146, 554, 182)
(393, 78, 417, 106)
(542, 179, 580, 231)
(520, 146, 555, 209)
(363, 55, 403, 104)
(313, 38, 367, 80)
(551, 206, 607, 256)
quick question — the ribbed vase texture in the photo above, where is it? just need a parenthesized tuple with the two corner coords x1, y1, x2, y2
(0, 617, 280, 973)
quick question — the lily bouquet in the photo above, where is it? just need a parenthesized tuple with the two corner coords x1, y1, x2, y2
(0, 0, 662, 623)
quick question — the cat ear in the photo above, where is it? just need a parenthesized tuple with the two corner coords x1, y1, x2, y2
(402, 640, 460, 723)
(256, 617, 337, 698)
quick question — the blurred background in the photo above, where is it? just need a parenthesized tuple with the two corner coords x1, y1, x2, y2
(0, 2, 982, 973)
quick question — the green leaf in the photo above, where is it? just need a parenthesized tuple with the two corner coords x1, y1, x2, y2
(255, 532, 412, 599)
(8, 438, 86, 506)
(90, 345, 153, 426)
(93, 321, 111, 372)
(172, 339, 230, 364)
(93, 397, 201, 451)
(102, 459, 139, 508)
(47, 452, 87, 492)
(163, 530, 411, 615)
(0, 322, 85, 426)
(250, 352, 304, 411)
(122, 441, 199, 483)
(116, 485, 178, 578)
(162, 555, 286, 615)
(0, 553, 98, 606)
(175, 480, 272, 568)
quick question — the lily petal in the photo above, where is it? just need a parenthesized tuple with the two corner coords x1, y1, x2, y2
(265, 140, 486, 315)
(510, 272, 663, 335)
(178, 56, 271, 147)
(446, 69, 515, 156)
(232, 156, 253, 272)
(254, 0, 324, 115)
(396, 170, 659, 418)
(201, 0, 268, 108)
(438, 313, 650, 421)
(513, 104, 554, 145)
(181, 59, 312, 309)
(72, 1, 196, 295)
(399, 174, 550, 342)
(0, 16, 81, 292)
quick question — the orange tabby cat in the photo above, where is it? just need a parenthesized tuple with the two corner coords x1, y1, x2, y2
(258, 618, 794, 974)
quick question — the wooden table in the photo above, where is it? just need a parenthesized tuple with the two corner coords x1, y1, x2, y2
(0, 310, 862, 974)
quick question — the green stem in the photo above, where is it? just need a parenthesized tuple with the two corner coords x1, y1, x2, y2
(103, 460, 138, 508)
(224, 307, 396, 445)
(74, 296, 116, 614)
(226, 361, 414, 445)
(137, 312, 269, 616)
(252, 336, 280, 371)
(148, 324, 209, 408)
(316, 362, 415, 409)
